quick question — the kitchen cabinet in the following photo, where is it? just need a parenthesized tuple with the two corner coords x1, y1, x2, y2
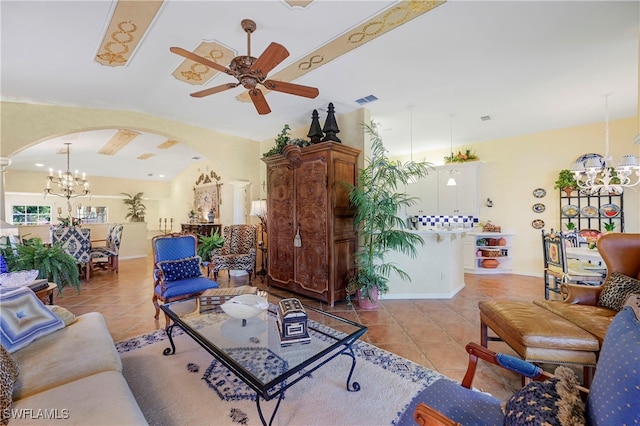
(465, 232, 514, 274)
(405, 172, 438, 215)
(437, 162, 480, 215)
(262, 142, 360, 306)
(405, 161, 481, 216)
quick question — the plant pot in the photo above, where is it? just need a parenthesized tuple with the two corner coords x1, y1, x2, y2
(481, 259, 500, 269)
(356, 287, 379, 310)
(563, 187, 574, 197)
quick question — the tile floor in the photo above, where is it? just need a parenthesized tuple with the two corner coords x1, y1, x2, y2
(55, 253, 551, 402)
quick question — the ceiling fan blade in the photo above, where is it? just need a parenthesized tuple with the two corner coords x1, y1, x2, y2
(250, 42, 289, 77)
(190, 83, 239, 98)
(263, 80, 319, 99)
(249, 88, 271, 115)
(170, 47, 231, 75)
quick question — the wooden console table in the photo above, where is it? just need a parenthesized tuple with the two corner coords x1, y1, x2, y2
(181, 223, 221, 238)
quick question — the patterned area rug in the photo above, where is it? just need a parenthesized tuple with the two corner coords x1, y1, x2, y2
(116, 313, 444, 426)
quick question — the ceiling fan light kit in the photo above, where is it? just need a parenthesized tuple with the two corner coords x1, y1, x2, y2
(171, 19, 319, 115)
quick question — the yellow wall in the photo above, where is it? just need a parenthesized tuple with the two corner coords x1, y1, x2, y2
(394, 116, 639, 276)
(2, 101, 638, 278)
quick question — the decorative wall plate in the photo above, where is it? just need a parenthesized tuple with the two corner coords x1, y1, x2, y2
(531, 219, 545, 229)
(562, 204, 579, 217)
(581, 206, 598, 217)
(532, 203, 545, 213)
(533, 188, 546, 198)
(574, 153, 605, 169)
(600, 203, 620, 218)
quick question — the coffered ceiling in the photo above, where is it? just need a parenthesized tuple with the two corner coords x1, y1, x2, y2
(1, 0, 638, 181)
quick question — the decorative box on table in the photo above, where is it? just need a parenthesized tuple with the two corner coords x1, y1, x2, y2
(199, 285, 257, 313)
(277, 298, 310, 347)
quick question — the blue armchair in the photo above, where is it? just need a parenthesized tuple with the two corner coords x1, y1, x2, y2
(405, 298, 640, 426)
(152, 233, 219, 326)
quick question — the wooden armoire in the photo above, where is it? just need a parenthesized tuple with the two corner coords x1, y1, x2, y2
(262, 141, 360, 306)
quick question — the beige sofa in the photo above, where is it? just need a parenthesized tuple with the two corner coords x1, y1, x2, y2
(9, 311, 147, 425)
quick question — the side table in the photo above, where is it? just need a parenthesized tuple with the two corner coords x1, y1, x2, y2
(34, 283, 57, 305)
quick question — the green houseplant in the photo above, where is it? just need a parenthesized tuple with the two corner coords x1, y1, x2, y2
(345, 122, 434, 307)
(554, 170, 578, 196)
(1, 237, 81, 293)
(197, 230, 225, 262)
(121, 192, 146, 222)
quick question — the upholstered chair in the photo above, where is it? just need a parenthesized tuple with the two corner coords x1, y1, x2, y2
(90, 224, 123, 273)
(210, 225, 257, 283)
(50, 226, 91, 281)
(152, 233, 218, 327)
(407, 297, 640, 426)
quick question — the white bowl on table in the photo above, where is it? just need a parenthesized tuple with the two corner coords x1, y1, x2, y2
(220, 294, 269, 320)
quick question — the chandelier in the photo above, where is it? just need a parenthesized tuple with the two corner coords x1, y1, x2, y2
(44, 143, 90, 210)
(571, 95, 640, 194)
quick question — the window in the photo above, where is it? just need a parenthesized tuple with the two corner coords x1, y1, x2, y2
(12, 205, 52, 225)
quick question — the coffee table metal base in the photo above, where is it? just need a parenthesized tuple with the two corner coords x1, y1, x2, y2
(162, 320, 363, 426)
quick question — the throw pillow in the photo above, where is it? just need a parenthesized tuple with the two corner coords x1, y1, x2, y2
(504, 366, 585, 426)
(0, 344, 19, 426)
(623, 293, 640, 319)
(598, 272, 640, 312)
(0, 286, 64, 353)
(46, 305, 77, 326)
(158, 256, 202, 282)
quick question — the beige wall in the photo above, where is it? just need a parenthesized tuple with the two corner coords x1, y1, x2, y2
(394, 116, 639, 276)
(2, 101, 638, 278)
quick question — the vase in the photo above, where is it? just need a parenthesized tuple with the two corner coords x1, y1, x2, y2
(357, 287, 379, 310)
(481, 259, 500, 269)
(207, 211, 214, 223)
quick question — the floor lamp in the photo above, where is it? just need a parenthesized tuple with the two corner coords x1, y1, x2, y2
(250, 200, 267, 281)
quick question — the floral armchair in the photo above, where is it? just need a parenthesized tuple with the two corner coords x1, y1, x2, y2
(210, 225, 257, 283)
(90, 223, 124, 273)
(50, 226, 91, 281)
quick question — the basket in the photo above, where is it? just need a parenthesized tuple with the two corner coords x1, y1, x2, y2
(482, 224, 502, 232)
(481, 248, 502, 257)
(199, 285, 257, 309)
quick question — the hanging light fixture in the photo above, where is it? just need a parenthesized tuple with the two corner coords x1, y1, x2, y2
(571, 95, 640, 194)
(446, 114, 457, 186)
(44, 143, 90, 214)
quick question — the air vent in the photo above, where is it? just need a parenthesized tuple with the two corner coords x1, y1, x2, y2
(480, 115, 491, 121)
(355, 95, 378, 105)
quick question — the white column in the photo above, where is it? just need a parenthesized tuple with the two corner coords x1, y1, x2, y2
(0, 157, 19, 237)
(228, 181, 250, 225)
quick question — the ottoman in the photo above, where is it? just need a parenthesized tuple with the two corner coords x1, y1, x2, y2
(478, 300, 599, 385)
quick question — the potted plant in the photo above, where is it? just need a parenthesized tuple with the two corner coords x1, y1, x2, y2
(554, 170, 578, 196)
(565, 221, 576, 231)
(1, 237, 81, 293)
(197, 230, 225, 262)
(345, 122, 434, 309)
(603, 222, 616, 232)
(121, 192, 146, 222)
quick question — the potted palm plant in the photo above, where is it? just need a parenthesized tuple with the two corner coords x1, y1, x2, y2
(121, 192, 146, 222)
(345, 122, 433, 309)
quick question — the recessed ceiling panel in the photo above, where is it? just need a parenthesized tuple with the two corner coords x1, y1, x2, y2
(95, 0, 164, 67)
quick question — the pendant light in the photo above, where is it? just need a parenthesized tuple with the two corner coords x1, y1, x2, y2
(446, 114, 457, 186)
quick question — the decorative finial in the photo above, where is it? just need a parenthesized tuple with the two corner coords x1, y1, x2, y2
(307, 109, 324, 143)
(321, 102, 341, 143)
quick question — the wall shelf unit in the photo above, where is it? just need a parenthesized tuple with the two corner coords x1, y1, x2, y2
(559, 190, 624, 235)
(464, 232, 514, 274)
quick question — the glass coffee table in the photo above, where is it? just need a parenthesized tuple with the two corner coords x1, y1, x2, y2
(160, 295, 367, 426)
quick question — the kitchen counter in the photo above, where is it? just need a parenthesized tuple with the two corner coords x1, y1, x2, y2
(383, 228, 467, 299)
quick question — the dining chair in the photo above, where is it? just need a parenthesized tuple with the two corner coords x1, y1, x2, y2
(541, 229, 604, 299)
(90, 223, 124, 273)
(210, 224, 257, 283)
(50, 226, 92, 281)
(152, 233, 219, 327)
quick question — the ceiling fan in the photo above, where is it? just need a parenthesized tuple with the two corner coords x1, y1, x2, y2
(170, 19, 319, 115)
